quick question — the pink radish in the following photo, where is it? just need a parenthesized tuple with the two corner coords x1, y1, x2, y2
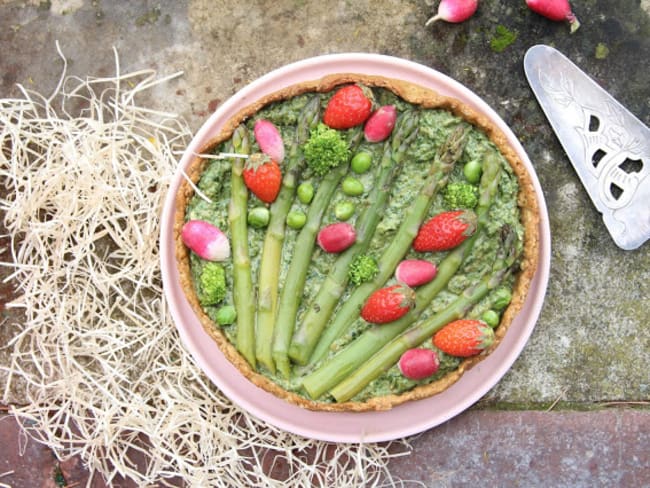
(526, 0, 580, 33)
(398, 348, 440, 380)
(364, 105, 397, 143)
(317, 222, 356, 253)
(181, 220, 230, 261)
(395, 259, 437, 287)
(254, 119, 285, 163)
(425, 0, 478, 26)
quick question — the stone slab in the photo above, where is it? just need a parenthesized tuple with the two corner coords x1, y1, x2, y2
(1, 408, 648, 486)
(0, 0, 649, 409)
(389, 408, 650, 487)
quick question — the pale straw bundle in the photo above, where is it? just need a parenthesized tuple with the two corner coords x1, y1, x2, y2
(0, 44, 412, 487)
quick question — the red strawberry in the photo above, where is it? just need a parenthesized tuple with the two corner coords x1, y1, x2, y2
(433, 319, 495, 357)
(360, 284, 415, 324)
(323, 85, 373, 130)
(413, 210, 477, 252)
(242, 153, 282, 204)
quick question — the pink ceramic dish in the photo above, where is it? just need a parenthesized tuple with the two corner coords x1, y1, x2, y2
(160, 53, 551, 443)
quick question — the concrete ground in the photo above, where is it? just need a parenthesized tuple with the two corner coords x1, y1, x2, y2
(1, 0, 649, 486)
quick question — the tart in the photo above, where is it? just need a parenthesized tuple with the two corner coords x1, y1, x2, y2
(174, 73, 540, 412)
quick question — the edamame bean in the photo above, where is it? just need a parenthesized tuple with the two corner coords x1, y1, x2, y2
(335, 201, 356, 221)
(342, 176, 364, 196)
(287, 210, 307, 229)
(297, 182, 314, 204)
(481, 310, 500, 328)
(247, 207, 270, 228)
(351, 152, 372, 174)
(216, 305, 237, 325)
(463, 160, 482, 184)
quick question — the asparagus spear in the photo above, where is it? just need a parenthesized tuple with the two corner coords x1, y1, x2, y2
(272, 128, 363, 377)
(329, 224, 519, 402)
(301, 150, 502, 398)
(228, 125, 255, 367)
(306, 125, 470, 367)
(288, 112, 421, 366)
(255, 96, 321, 373)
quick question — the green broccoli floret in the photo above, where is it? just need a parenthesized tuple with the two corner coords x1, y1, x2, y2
(303, 123, 350, 176)
(443, 182, 479, 209)
(197, 262, 227, 306)
(348, 254, 379, 286)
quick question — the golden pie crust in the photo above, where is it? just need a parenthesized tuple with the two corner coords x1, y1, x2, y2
(174, 74, 540, 412)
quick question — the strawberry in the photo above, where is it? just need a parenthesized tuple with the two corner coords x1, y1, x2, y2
(360, 284, 415, 324)
(433, 319, 495, 357)
(242, 153, 282, 204)
(413, 210, 477, 252)
(323, 84, 373, 130)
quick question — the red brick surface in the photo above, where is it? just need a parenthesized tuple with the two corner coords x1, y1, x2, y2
(0, 411, 133, 488)
(1, 407, 648, 487)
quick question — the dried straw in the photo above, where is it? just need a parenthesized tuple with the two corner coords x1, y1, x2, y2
(0, 44, 410, 486)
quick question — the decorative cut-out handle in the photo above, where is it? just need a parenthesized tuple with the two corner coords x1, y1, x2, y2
(524, 45, 650, 250)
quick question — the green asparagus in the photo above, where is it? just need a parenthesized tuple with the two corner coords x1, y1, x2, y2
(301, 150, 502, 398)
(228, 125, 256, 367)
(288, 112, 421, 366)
(255, 96, 321, 373)
(272, 128, 363, 377)
(306, 124, 470, 367)
(329, 224, 519, 402)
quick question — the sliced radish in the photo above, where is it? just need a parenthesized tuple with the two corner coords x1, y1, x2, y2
(398, 348, 440, 380)
(181, 220, 230, 261)
(317, 222, 356, 253)
(364, 105, 397, 143)
(254, 119, 285, 163)
(395, 259, 437, 287)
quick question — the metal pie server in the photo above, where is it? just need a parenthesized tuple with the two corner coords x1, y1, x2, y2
(524, 44, 650, 250)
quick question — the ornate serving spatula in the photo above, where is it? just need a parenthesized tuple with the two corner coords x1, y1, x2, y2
(524, 44, 649, 250)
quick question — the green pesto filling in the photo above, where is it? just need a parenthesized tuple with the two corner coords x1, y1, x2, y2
(185, 87, 524, 403)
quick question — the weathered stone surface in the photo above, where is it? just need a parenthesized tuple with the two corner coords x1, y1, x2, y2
(2, 409, 648, 486)
(2, 0, 648, 407)
(389, 408, 650, 487)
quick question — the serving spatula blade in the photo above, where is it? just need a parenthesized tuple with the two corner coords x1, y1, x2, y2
(524, 44, 650, 250)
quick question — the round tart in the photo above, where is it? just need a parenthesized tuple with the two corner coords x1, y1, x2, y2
(174, 73, 540, 412)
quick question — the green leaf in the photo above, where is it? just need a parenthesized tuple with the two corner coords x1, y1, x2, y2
(490, 25, 517, 53)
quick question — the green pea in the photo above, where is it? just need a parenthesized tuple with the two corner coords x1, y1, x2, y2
(342, 176, 364, 196)
(247, 207, 270, 228)
(481, 310, 500, 328)
(463, 160, 482, 184)
(216, 305, 237, 326)
(297, 182, 314, 204)
(335, 201, 356, 221)
(492, 287, 513, 310)
(351, 152, 372, 174)
(287, 210, 307, 229)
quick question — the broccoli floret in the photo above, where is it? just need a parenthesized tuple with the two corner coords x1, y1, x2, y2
(303, 123, 350, 176)
(348, 254, 379, 286)
(443, 182, 479, 209)
(197, 262, 227, 306)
